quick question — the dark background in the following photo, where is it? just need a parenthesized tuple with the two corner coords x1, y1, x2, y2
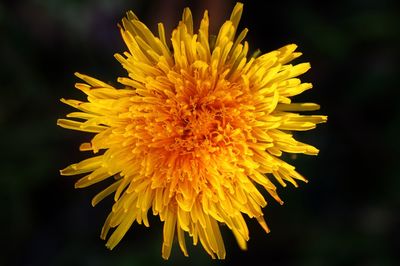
(1, 0, 399, 265)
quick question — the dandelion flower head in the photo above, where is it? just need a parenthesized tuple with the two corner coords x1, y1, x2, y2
(58, 2, 327, 259)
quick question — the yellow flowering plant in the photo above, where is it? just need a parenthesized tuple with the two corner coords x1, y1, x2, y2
(58, 2, 326, 259)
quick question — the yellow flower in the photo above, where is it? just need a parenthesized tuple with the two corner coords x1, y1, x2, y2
(58, 2, 327, 259)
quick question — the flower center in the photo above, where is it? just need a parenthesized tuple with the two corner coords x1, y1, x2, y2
(172, 99, 225, 153)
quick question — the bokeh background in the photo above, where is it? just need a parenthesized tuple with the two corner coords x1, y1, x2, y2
(1, 0, 399, 265)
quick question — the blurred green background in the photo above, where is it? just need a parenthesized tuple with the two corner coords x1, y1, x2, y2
(1, 0, 399, 265)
